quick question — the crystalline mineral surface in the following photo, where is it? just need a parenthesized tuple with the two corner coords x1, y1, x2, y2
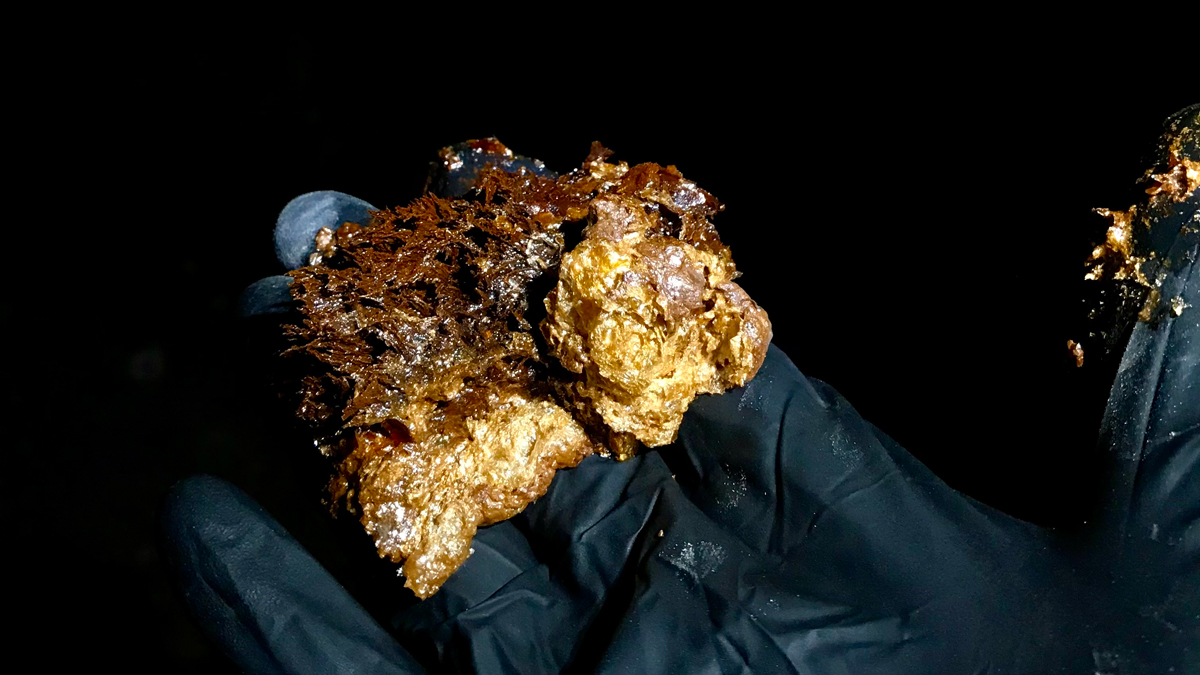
(284, 140, 771, 596)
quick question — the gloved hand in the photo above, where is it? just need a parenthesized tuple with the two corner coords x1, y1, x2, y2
(161, 128, 1199, 674)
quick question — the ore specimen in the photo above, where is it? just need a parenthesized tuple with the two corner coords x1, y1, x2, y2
(283, 140, 770, 596)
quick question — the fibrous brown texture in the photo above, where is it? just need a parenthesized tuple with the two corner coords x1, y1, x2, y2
(284, 140, 770, 596)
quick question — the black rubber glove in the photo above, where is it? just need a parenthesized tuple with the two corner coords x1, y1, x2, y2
(161, 136, 1199, 674)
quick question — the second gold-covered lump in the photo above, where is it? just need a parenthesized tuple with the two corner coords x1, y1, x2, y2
(544, 186, 771, 455)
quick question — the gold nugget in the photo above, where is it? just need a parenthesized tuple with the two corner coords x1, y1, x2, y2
(283, 140, 771, 596)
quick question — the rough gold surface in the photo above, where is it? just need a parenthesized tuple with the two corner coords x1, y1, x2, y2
(332, 392, 591, 598)
(543, 194, 772, 452)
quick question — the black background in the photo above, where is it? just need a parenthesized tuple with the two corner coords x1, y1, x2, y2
(13, 32, 1196, 671)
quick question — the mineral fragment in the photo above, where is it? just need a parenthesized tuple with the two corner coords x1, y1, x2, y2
(1067, 340, 1085, 367)
(283, 140, 770, 596)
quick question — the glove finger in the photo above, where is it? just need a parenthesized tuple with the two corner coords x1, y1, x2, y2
(1089, 197, 1198, 670)
(390, 451, 676, 673)
(393, 345, 1075, 672)
(393, 519, 575, 673)
(159, 475, 426, 674)
(513, 454, 805, 674)
(275, 191, 376, 271)
(665, 346, 1079, 670)
(669, 345, 1042, 552)
(1097, 199, 1199, 551)
(1103, 248, 1199, 549)
(237, 275, 295, 318)
(392, 450, 794, 674)
(396, 443, 1029, 674)
(394, 423, 1032, 673)
(1081, 106, 1199, 673)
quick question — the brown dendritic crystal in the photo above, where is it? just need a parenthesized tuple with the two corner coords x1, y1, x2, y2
(283, 140, 771, 597)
